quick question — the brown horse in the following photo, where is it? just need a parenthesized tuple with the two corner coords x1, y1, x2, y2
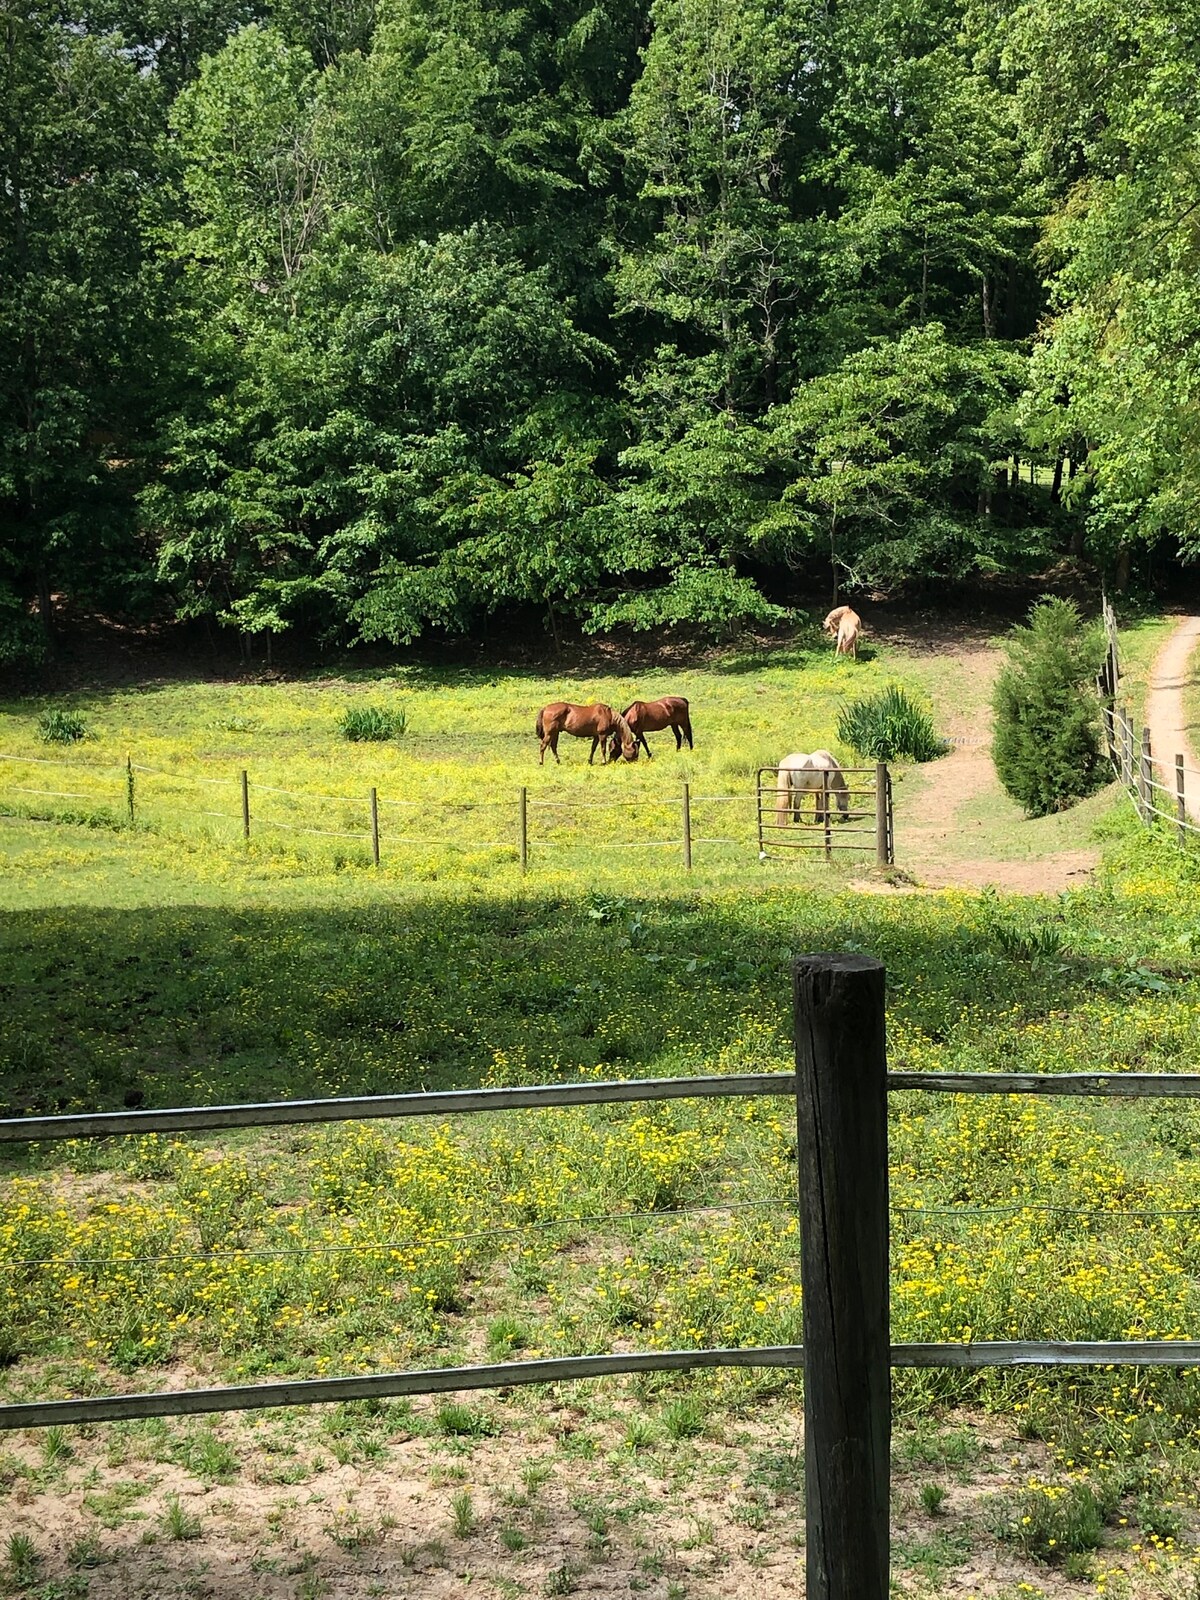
(536, 702, 638, 765)
(610, 696, 693, 761)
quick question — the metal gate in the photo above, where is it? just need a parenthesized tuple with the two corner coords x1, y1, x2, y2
(756, 762, 893, 863)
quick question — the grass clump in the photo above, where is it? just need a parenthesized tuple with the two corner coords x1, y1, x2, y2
(1002, 1476, 1114, 1561)
(37, 708, 88, 743)
(837, 684, 945, 763)
(339, 704, 406, 742)
(992, 598, 1106, 816)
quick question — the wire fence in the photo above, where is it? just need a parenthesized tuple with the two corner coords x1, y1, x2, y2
(0, 749, 872, 873)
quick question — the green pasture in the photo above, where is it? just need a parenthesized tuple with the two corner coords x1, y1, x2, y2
(4, 615, 1200, 1593)
(0, 631, 960, 883)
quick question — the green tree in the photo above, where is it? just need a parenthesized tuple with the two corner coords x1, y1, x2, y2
(0, 0, 162, 657)
(992, 598, 1106, 816)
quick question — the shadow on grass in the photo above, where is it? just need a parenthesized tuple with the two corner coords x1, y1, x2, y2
(0, 888, 1129, 1130)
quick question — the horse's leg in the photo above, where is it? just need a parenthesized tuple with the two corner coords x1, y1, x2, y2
(775, 772, 791, 825)
(548, 731, 560, 764)
(640, 732, 652, 758)
(591, 735, 602, 765)
(673, 724, 682, 750)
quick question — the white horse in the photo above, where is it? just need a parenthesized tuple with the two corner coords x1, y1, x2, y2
(823, 605, 861, 658)
(775, 751, 850, 826)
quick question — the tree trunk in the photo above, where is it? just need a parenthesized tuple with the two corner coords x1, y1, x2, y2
(1051, 449, 1064, 503)
(1115, 544, 1132, 591)
(981, 275, 994, 339)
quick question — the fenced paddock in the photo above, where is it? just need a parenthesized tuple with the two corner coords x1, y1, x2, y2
(0, 751, 894, 874)
(3, 954, 1198, 1598)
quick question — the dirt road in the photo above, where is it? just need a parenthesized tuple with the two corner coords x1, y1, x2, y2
(1142, 614, 1200, 821)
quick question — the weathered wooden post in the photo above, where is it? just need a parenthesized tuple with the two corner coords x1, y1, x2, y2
(682, 781, 692, 871)
(1140, 726, 1153, 822)
(1119, 706, 1131, 787)
(794, 954, 890, 1600)
(241, 770, 250, 842)
(756, 771, 767, 861)
(875, 763, 889, 866)
(1177, 755, 1187, 847)
(370, 788, 380, 867)
(822, 769, 832, 860)
(126, 754, 135, 826)
(518, 786, 528, 874)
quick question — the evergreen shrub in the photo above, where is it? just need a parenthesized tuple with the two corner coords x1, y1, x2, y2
(837, 685, 946, 762)
(991, 598, 1105, 816)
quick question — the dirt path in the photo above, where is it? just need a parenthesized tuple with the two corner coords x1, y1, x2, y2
(864, 640, 1102, 895)
(1143, 614, 1200, 821)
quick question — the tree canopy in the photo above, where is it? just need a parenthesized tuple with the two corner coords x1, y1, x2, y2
(0, 0, 1190, 663)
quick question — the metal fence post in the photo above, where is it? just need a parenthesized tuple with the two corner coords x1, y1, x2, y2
(875, 762, 888, 866)
(682, 781, 692, 870)
(241, 770, 250, 841)
(518, 787, 528, 874)
(1140, 726, 1153, 822)
(1177, 755, 1187, 847)
(756, 771, 767, 860)
(794, 954, 890, 1600)
(822, 769, 831, 860)
(370, 788, 380, 867)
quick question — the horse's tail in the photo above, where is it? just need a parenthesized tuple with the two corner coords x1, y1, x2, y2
(775, 767, 793, 824)
(680, 706, 694, 749)
(535, 708, 544, 739)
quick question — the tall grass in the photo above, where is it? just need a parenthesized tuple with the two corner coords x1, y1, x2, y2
(837, 685, 946, 763)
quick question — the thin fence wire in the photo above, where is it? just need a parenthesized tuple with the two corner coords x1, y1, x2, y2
(0, 752, 117, 770)
(8, 787, 111, 802)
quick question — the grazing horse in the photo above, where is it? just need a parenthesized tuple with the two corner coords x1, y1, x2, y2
(536, 702, 638, 765)
(609, 696, 694, 761)
(823, 605, 861, 658)
(774, 751, 850, 826)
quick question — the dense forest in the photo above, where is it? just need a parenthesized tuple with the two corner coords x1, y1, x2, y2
(1, 0, 1196, 666)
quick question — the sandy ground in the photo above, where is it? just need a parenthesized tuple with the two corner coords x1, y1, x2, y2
(1142, 614, 1200, 822)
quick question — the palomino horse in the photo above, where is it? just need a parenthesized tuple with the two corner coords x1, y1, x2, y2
(609, 696, 693, 761)
(775, 751, 850, 826)
(823, 605, 861, 658)
(536, 702, 637, 765)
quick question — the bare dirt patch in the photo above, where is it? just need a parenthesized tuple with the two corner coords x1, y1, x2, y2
(860, 632, 1104, 895)
(0, 1397, 1185, 1599)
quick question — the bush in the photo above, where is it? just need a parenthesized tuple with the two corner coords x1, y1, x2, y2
(837, 685, 946, 762)
(37, 709, 88, 744)
(992, 598, 1105, 816)
(340, 704, 407, 742)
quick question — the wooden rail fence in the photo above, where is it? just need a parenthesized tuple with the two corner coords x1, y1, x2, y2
(4, 957, 1200, 1596)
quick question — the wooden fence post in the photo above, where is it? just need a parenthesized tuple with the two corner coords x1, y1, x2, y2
(794, 954, 890, 1600)
(518, 787, 528, 874)
(126, 754, 135, 826)
(1140, 726, 1153, 822)
(370, 788, 380, 867)
(875, 762, 889, 866)
(682, 781, 692, 871)
(1177, 755, 1187, 847)
(822, 770, 831, 860)
(241, 770, 250, 842)
(756, 772, 767, 860)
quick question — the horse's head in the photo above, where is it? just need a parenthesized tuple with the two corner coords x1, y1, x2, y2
(614, 714, 638, 762)
(831, 767, 850, 814)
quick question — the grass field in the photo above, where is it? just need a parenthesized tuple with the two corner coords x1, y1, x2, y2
(4, 615, 1200, 1598)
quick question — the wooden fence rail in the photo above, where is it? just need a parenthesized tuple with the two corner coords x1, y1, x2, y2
(6, 959, 1200, 1596)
